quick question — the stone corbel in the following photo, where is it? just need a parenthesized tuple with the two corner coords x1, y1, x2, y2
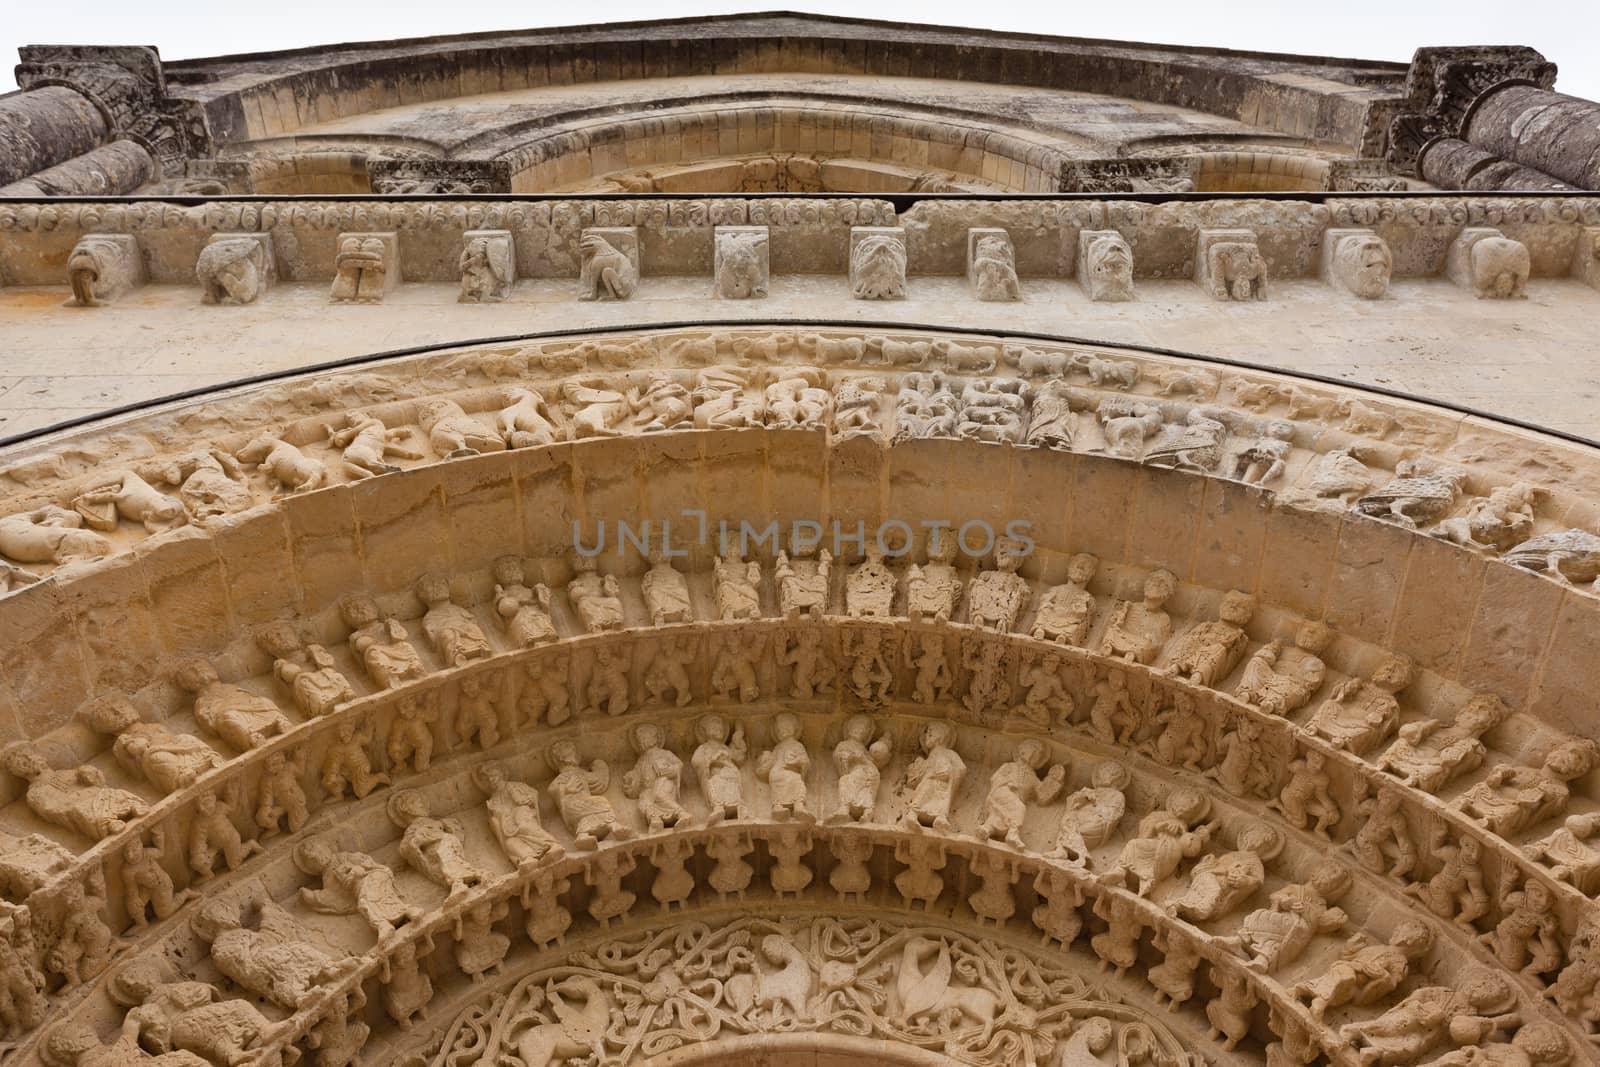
(966, 228, 1020, 302)
(458, 230, 516, 304)
(1320, 228, 1392, 300)
(330, 232, 400, 304)
(1196, 229, 1268, 302)
(848, 226, 907, 300)
(1076, 230, 1135, 302)
(713, 226, 769, 299)
(578, 227, 640, 301)
(1446, 227, 1530, 299)
(64, 234, 143, 306)
(1575, 228, 1600, 293)
(196, 233, 275, 306)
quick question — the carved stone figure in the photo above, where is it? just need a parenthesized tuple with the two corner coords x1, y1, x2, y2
(711, 548, 762, 621)
(957, 378, 1028, 444)
(1169, 824, 1283, 922)
(894, 837, 948, 909)
(903, 721, 966, 833)
(979, 739, 1066, 847)
(43, 871, 116, 987)
(1482, 878, 1563, 980)
(849, 229, 908, 299)
(417, 398, 505, 458)
(453, 899, 510, 980)
(1378, 692, 1508, 791)
(174, 659, 292, 751)
(495, 386, 559, 448)
(547, 739, 632, 849)
(1504, 529, 1600, 585)
(1307, 652, 1414, 755)
(1448, 228, 1530, 299)
(714, 227, 769, 298)
(968, 851, 1019, 924)
(1143, 405, 1229, 472)
(452, 672, 499, 750)
(295, 837, 422, 940)
(317, 717, 387, 801)
(1208, 241, 1268, 301)
(1165, 590, 1255, 686)
(522, 869, 573, 947)
(1527, 813, 1600, 894)
(522, 651, 571, 725)
(1050, 761, 1130, 868)
(122, 830, 195, 928)
(188, 785, 262, 881)
(1032, 868, 1084, 946)
(579, 230, 638, 300)
(1406, 827, 1490, 929)
(756, 712, 813, 821)
(330, 233, 396, 303)
(1325, 229, 1393, 299)
(568, 555, 625, 632)
(782, 624, 834, 698)
(1105, 788, 1214, 896)
(1268, 748, 1340, 835)
(587, 849, 638, 924)
(1340, 970, 1521, 1067)
(191, 893, 354, 1010)
(84, 694, 223, 793)
(65, 234, 143, 306)
(1079, 230, 1135, 302)
(1206, 971, 1259, 1051)
(1012, 649, 1071, 729)
(692, 714, 748, 824)
(256, 628, 353, 717)
(765, 369, 833, 430)
(458, 230, 515, 303)
(621, 721, 689, 832)
(904, 630, 953, 705)
(2, 742, 147, 839)
(416, 572, 493, 666)
(1091, 893, 1143, 975)
(255, 747, 308, 837)
(112, 959, 284, 1067)
(1087, 667, 1141, 745)
(706, 829, 755, 900)
(1455, 738, 1599, 837)
(1221, 861, 1351, 973)
(1032, 553, 1099, 645)
(1291, 921, 1434, 1021)
(968, 230, 1020, 301)
(471, 762, 561, 869)
(0, 505, 111, 564)
(1150, 690, 1208, 770)
(1235, 621, 1330, 716)
(1435, 482, 1539, 552)
(328, 412, 423, 478)
(1228, 419, 1295, 484)
(640, 632, 693, 707)
(389, 789, 485, 898)
(70, 470, 186, 533)
(706, 630, 759, 704)
(381, 938, 433, 1028)
(893, 371, 960, 441)
(841, 625, 895, 704)
(387, 692, 437, 772)
(340, 593, 426, 688)
(1355, 461, 1468, 528)
(145, 448, 252, 522)
(1149, 928, 1203, 1010)
(1099, 569, 1177, 664)
(1352, 784, 1417, 878)
(42, 1021, 208, 1067)
(962, 633, 1012, 715)
(650, 838, 695, 910)
(769, 826, 814, 897)
(968, 537, 1030, 631)
(491, 556, 557, 647)
(824, 713, 890, 824)
(846, 545, 897, 618)
(1025, 380, 1077, 449)
(196, 235, 271, 305)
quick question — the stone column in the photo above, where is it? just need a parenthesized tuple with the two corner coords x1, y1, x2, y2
(1417, 137, 1577, 192)
(0, 139, 156, 197)
(1465, 84, 1600, 191)
(0, 86, 111, 187)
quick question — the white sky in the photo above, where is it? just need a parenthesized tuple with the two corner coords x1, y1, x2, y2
(4, 0, 1598, 106)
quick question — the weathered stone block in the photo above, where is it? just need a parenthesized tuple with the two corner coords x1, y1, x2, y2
(579, 226, 639, 300)
(64, 234, 142, 307)
(966, 227, 1019, 301)
(458, 229, 515, 303)
(713, 225, 768, 299)
(330, 231, 399, 303)
(1319, 228, 1392, 299)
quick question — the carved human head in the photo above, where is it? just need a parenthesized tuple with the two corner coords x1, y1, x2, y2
(1295, 621, 1333, 654)
(1545, 738, 1599, 781)
(1455, 693, 1509, 734)
(1390, 919, 1434, 958)
(1218, 590, 1256, 626)
(1086, 234, 1133, 297)
(190, 899, 241, 943)
(1509, 1024, 1570, 1067)
(843, 714, 875, 743)
(82, 694, 141, 735)
(1015, 739, 1049, 769)
(1306, 860, 1353, 902)
(631, 721, 665, 753)
(415, 572, 452, 605)
(387, 789, 428, 827)
(42, 1022, 100, 1067)
(492, 555, 526, 585)
(1, 742, 47, 782)
(1303, 749, 1326, 772)
(1091, 761, 1131, 791)
(1372, 653, 1415, 693)
(1066, 553, 1099, 585)
(1164, 787, 1210, 825)
(922, 721, 956, 753)
(772, 712, 801, 741)
(697, 714, 729, 743)
(1143, 569, 1178, 603)
(339, 593, 379, 628)
(548, 739, 580, 772)
(1077, 1017, 1115, 1054)
(1237, 825, 1283, 859)
(173, 658, 220, 693)
(253, 620, 303, 659)
(1334, 233, 1392, 299)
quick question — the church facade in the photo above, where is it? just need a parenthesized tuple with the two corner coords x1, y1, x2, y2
(0, 16, 1598, 1067)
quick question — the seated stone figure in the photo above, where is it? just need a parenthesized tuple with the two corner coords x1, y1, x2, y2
(1234, 621, 1331, 716)
(1220, 861, 1350, 974)
(340, 593, 426, 689)
(1168, 824, 1282, 923)
(83, 695, 222, 793)
(1164, 590, 1255, 687)
(1376, 693, 1508, 792)
(415, 572, 492, 666)
(1306, 652, 1413, 755)
(190, 893, 357, 1010)
(1290, 921, 1434, 1022)
(173, 659, 293, 751)
(1099, 569, 1177, 665)
(1030, 553, 1098, 646)
(1455, 738, 1600, 838)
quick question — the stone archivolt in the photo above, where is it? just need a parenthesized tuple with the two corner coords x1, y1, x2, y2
(0, 323, 1598, 1067)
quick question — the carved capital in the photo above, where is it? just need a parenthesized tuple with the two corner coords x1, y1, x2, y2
(1386, 45, 1558, 173)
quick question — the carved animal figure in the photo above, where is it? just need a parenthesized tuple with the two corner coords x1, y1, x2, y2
(235, 435, 324, 493)
(579, 234, 637, 300)
(851, 234, 908, 299)
(895, 937, 1001, 1040)
(515, 976, 610, 1067)
(1355, 462, 1466, 527)
(716, 231, 768, 298)
(196, 238, 269, 305)
(1504, 529, 1600, 586)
